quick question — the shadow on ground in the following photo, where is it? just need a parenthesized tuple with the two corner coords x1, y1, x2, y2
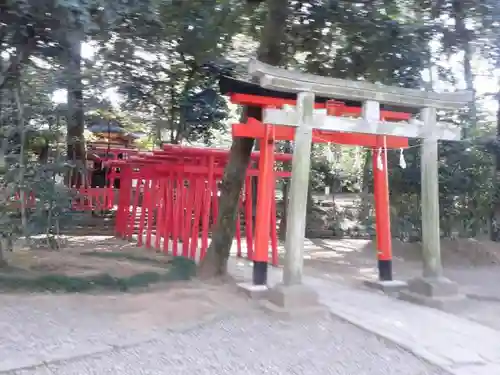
(300, 237, 500, 331)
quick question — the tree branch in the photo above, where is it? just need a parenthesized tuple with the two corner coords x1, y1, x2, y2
(0, 40, 36, 91)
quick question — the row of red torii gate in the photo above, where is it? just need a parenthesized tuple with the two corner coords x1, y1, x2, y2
(73, 60, 472, 309)
(80, 75, 417, 285)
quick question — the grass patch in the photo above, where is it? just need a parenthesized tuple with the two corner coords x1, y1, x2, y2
(167, 257, 197, 280)
(0, 257, 197, 293)
(79, 251, 171, 266)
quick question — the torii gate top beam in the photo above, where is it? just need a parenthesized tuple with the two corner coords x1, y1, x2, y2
(248, 59, 473, 110)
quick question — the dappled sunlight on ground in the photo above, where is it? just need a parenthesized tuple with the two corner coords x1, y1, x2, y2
(297, 236, 500, 332)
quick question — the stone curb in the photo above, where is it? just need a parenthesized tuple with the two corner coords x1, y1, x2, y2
(465, 292, 500, 303)
(306, 278, 500, 375)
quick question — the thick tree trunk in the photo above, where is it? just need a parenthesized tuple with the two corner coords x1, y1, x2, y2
(65, 28, 86, 186)
(38, 141, 50, 163)
(0, 34, 35, 92)
(278, 179, 289, 240)
(490, 92, 500, 241)
(359, 149, 372, 220)
(361, 149, 372, 194)
(0, 234, 8, 267)
(304, 174, 319, 238)
(251, 140, 260, 228)
(14, 75, 28, 236)
(198, 0, 289, 278)
(197, 128, 256, 278)
(278, 140, 292, 241)
(452, 0, 476, 138)
(305, 144, 316, 234)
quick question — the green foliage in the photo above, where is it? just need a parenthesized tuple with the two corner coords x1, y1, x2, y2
(80, 251, 172, 266)
(0, 154, 77, 237)
(0, 270, 163, 292)
(3, 0, 500, 247)
(0, 272, 161, 292)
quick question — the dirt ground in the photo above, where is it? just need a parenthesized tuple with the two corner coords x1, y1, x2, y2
(4, 232, 500, 332)
(0, 235, 258, 351)
(300, 237, 500, 281)
(61, 278, 255, 331)
(3, 236, 173, 279)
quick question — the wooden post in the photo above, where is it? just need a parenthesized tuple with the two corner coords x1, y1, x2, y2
(420, 107, 443, 278)
(283, 92, 315, 286)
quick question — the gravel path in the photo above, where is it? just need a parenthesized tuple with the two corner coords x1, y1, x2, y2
(8, 314, 448, 375)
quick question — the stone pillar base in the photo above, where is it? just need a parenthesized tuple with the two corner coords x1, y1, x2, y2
(236, 283, 269, 300)
(261, 283, 328, 319)
(363, 279, 408, 295)
(398, 277, 466, 311)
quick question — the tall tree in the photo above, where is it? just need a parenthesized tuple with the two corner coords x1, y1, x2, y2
(198, 0, 289, 278)
(97, 0, 242, 145)
(64, 16, 86, 174)
(479, 0, 500, 240)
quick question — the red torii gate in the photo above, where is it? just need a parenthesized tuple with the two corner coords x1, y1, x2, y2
(95, 90, 411, 284)
(110, 144, 293, 263)
(229, 93, 410, 284)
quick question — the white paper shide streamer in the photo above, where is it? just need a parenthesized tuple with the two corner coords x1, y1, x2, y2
(377, 147, 383, 171)
(399, 148, 407, 169)
(354, 148, 362, 169)
(325, 142, 335, 164)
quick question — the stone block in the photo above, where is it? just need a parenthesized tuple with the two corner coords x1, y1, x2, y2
(259, 300, 328, 319)
(407, 276, 459, 298)
(399, 276, 467, 311)
(236, 283, 269, 300)
(260, 283, 328, 319)
(267, 283, 319, 309)
(399, 290, 467, 312)
(363, 279, 408, 295)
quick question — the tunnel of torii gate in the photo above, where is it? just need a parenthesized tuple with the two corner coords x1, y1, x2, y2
(221, 75, 414, 285)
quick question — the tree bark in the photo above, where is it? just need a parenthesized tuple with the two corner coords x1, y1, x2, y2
(490, 91, 500, 241)
(198, 0, 290, 278)
(0, 32, 36, 92)
(359, 149, 372, 220)
(14, 75, 27, 236)
(278, 179, 289, 240)
(65, 27, 86, 186)
(278, 140, 292, 241)
(452, 0, 476, 138)
(0, 231, 10, 267)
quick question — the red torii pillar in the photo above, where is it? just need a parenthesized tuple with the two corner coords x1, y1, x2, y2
(372, 137, 392, 281)
(252, 124, 275, 284)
